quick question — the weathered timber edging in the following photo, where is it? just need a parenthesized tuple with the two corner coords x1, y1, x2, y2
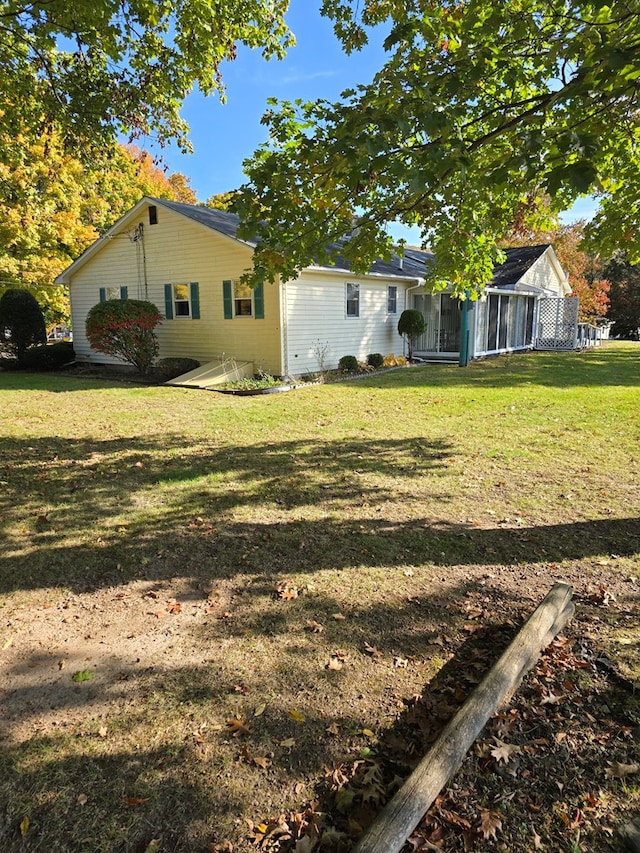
(353, 582, 575, 853)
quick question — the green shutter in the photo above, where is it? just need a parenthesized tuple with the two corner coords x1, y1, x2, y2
(99, 287, 106, 302)
(164, 284, 174, 319)
(120, 286, 128, 300)
(190, 282, 200, 319)
(254, 281, 264, 319)
(223, 280, 233, 319)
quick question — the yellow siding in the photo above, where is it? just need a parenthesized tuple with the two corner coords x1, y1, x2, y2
(68, 204, 283, 374)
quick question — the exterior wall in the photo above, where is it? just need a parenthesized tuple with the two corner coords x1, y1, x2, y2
(68, 203, 283, 374)
(518, 250, 566, 296)
(283, 271, 408, 375)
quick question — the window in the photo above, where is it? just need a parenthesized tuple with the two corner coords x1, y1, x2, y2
(387, 285, 398, 314)
(164, 283, 200, 320)
(99, 286, 128, 302)
(222, 279, 264, 319)
(234, 279, 253, 316)
(148, 205, 158, 225)
(173, 283, 191, 317)
(346, 282, 360, 317)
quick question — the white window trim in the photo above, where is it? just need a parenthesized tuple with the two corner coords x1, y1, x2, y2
(173, 283, 192, 319)
(346, 281, 360, 318)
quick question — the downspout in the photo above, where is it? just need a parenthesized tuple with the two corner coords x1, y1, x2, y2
(458, 290, 472, 367)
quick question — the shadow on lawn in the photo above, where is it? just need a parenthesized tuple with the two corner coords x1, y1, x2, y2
(1, 430, 639, 594)
(2, 590, 637, 852)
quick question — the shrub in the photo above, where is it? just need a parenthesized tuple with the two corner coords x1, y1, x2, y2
(86, 299, 162, 375)
(152, 357, 200, 382)
(397, 309, 426, 360)
(366, 352, 384, 369)
(0, 288, 46, 360)
(338, 355, 359, 373)
(18, 341, 75, 370)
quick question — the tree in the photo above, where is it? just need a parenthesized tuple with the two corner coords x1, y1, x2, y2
(0, 289, 46, 361)
(235, 1, 640, 295)
(86, 299, 162, 374)
(601, 254, 640, 340)
(1, 1, 293, 151)
(397, 309, 425, 361)
(206, 191, 237, 211)
(0, 133, 200, 326)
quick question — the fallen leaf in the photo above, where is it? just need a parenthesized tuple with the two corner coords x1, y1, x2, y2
(332, 612, 346, 621)
(491, 738, 521, 765)
(98, 726, 108, 738)
(20, 816, 29, 837)
(479, 809, 502, 840)
(76, 794, 88, 806)
(606, 761, 639, 779)
(362, 729, 375, 738)
(279, 737, 296, 748)
(226, 717, 251, 736)
(288, 709, 306, 722)
(363, 642, 381, 658)
(166, 600, 182, 614)
(277, 583, 299, 600)
(2, 635, 13, 651)
(327, 657, 343, 671)
(394, 657, 409, 668)
(253, 703, 266, 717)
(123, 796, 149, 806)
(252, 755, 271, 769)
(305, 620, 324, 633)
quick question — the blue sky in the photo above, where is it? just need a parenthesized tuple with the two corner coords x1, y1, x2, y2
(152, 1, 595, 243)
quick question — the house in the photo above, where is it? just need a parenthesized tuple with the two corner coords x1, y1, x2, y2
(55, 196, 573, 378)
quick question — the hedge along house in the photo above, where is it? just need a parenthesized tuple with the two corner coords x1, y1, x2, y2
(56, 197, 572, 380)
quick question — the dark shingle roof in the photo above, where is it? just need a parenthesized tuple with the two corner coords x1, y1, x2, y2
(491, 244, 550, 286)
(154, 198, 248, 243)
(153, 199, 550, 285)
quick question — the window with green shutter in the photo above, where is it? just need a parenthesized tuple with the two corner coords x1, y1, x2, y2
(164, 283, 200, 319)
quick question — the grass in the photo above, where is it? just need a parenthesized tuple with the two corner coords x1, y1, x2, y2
(1, 342, 639, 852)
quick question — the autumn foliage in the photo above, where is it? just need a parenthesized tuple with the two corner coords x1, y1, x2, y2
(86, 299, 162, 374)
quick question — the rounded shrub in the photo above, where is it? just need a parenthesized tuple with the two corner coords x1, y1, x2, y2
(18, 341, 75, 370)
(338, 354, 359, 373)
(0, 288, 46, 360)
(397, 309, 426, 360)
(86, 299, 161, 374)
(366, 352, 384, 369)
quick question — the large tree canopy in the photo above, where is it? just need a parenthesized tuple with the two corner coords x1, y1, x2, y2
(1, 0, 293, 149)
(0, 132, 198, 324)
(234, 0, 640, 296)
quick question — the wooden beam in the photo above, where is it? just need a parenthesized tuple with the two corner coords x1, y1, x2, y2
(353, 583, 574, 853)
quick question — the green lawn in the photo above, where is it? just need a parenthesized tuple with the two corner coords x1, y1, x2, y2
(1, 343, 639, 852)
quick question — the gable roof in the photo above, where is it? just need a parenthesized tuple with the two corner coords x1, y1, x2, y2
(491, 244, 550, 287)
(55, 196, 565, 291)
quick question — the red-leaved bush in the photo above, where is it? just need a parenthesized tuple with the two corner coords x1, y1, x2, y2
(86, 299, 162, 374)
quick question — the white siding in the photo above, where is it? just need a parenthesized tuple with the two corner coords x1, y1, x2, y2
(284, 272, 408, 375)
(518, 250, 567, 296)
(68, 203, 284, 374)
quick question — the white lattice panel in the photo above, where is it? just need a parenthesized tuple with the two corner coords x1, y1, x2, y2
(535, 297, 579, 350)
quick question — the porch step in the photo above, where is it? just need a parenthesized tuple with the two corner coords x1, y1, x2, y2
(165, 358, 254, 389)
